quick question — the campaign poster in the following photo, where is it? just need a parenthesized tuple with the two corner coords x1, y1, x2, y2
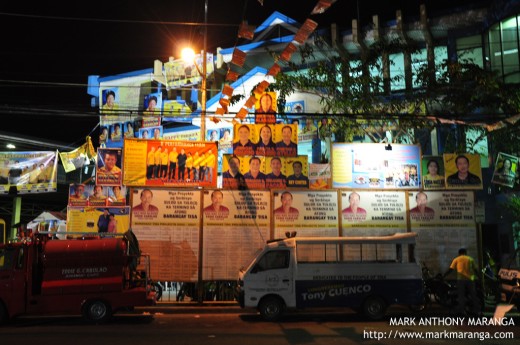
(232, 123, 298, 157)
(123, 138, 218, 188)
(131, 188, 201, 282)
(99, 115, 139, 148)
(206, 128, 233, 154)
(421, 156, 446, 190)
(309, 163, 331, 190)
(202, 190, 271, 280)
(491, 152, 518, 188)
(0, 151, 58, 194)
(96, 148, 123, 186)
(332, 143, 421, 189)
(408, 191, 477, 274)
(444, 153, 483, 190)
(143, 92, 162, 115)
(273, 190, 339, 238)
(100, 88, 120, 115)
(254, 92, 277, 124)
(221, 155, 308, 190)
(340, 191, 407, 235)
(66, 206, 130, 234)
(138, 126, 163, 140)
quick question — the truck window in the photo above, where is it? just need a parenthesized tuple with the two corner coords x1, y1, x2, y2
(0, 248, 15, 270)
(253, 250, 289, 272)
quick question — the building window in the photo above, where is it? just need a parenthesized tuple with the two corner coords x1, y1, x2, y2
(456, 35, 484, 68)
(389, 52, 405, 91)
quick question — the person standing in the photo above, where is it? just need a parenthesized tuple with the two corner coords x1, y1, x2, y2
(154, 146, 162, 179)
(444, 248, 481, 316)
(97, 208, 110, 233)
(147, 146, 156, 180)
(177, 148, 187, 181)
(107, 213, 117, 233)
(168, 147, 178, 181)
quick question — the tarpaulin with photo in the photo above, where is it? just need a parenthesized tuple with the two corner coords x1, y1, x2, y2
(421, 156, 446, 190)
(68, 183, 127, 207)
(273, 190, 339, 238)
(443, 153, 483, 190)
(233, 123, 298, 157)
(221, 155, 308, 190)
(491, 152, 518, 188)
(123, 138, 218, 188)
(202, 190, 270, 280)
(332, 143, 421, 189)
(99, 115, 161, 148)
(66, 206, 130, 234)
(340, 191, 407, 235)
(59, 137, 96, 173)
(96, 148, 123, 186)
(0, 151, 58, 194)
(130, 188, 201, 282)
(309, 163, 331, 189)
(408, 191, 477, 274)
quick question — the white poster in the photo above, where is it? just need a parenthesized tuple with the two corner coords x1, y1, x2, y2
(202, 190, 271, 280)
(131, 188, 201, 282)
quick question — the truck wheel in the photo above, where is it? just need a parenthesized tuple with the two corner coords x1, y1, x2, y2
(362, 296, 387, 320)
(0, 302, 8, 325)
(152, 282, 163, 301)
(83, 300, 112, 323)
(259, 296, 284, 321)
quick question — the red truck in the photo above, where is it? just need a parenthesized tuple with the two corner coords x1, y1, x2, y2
(0, 231, 158, 324)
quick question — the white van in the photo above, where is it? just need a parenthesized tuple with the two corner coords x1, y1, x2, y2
(237, 232, 423, 321)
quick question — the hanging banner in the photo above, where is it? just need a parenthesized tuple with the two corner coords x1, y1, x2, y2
(0, 151, 58, 194)
(273, 190, 339, 238)
(202, 190, 271, 280)
(59, 137, 96, 173)
(309, 163, 331, 189)
(332, 143, 421, 189)
(491, 152, 518, 188)
(444, 153, 483, 190)
(123, 138, 218, 188)
(131, 188, 201, 282)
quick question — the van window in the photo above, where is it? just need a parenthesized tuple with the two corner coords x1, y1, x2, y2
(297, 242, 408, 263)
(253, 250, 290, 272)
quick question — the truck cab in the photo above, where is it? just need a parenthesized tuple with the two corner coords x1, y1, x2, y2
(0, 231, 157, 324)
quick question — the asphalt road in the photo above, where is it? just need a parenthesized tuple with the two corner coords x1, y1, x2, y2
(0, 304, 518, 345)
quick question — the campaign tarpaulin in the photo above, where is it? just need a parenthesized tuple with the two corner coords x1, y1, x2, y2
(66, 206, 130, 234)
(491, 152, 518, 188)
(202, 190, 271, 280)
(332, 143, 421, 189)
(421, 156, 446, 190)
(130, 188, 201, 282)
(340, 191, 407, 234)
(123, 138, 218, 188)
(0, 151, 58, 194)
(273, 190, 339, 238)
(96, 148, 123, 186)
(444, 153, 483, 190)
(233, 123, 298, 157)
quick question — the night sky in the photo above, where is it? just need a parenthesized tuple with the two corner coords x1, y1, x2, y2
(0, 0, 483, 146)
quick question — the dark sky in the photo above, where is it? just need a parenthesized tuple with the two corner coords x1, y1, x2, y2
(0, 0, 483, 145)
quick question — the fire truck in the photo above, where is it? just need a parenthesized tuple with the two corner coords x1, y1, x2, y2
(0, 231, 158, 324)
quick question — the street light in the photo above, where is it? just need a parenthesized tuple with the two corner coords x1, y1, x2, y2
(181, 0, 208, 141)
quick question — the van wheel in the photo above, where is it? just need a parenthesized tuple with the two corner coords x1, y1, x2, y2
(83, 300, 112, 323)
(362, 296, 387, 320)
(259, 296, 284, 321)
